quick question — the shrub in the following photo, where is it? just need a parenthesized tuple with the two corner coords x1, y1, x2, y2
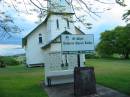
(85, 53, 99, 59)
(0, 56, 20, 66)
(15, 56, 26, 65)
(0, 57, 6, 68)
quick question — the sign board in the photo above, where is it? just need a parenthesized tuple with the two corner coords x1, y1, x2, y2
(61, 34, 94, 54)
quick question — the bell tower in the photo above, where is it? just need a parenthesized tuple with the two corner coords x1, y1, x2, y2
(46, 0, 75, 40)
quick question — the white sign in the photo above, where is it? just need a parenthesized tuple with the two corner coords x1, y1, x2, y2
(61, 34, 94, 53)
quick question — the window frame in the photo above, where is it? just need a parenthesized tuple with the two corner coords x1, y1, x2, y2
(38, 33, 43, 44)
(67, 19, 70, 29)
(56, 19, 59, 29)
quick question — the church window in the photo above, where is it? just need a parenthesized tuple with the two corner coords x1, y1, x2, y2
(67, 19, 70, 28)
(39, 33, 42, 43)
(56, 19, 59, 29)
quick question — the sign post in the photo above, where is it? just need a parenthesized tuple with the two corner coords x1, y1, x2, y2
(77, 52, 80, 67)
(61, 34, 96, 96)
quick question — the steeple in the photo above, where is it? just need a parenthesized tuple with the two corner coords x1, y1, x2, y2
(46, 0, 75, 40)
(47, 0, 74, 14)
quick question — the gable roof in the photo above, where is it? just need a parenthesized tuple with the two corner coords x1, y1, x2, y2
(41, 30, 71, 49)
(22, 14, 86, 47)
(22, 15, 49, 47)
(75, 26, 86, 35)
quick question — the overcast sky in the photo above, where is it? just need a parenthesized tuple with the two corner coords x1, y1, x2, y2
(0, 0, 130, 56)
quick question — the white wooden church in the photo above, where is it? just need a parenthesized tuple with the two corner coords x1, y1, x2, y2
(22, 0, 88, 85)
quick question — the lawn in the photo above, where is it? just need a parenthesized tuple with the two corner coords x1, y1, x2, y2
(0, 59, 130, 97)
(86, 59, 130, 95)
(0, 65, 48, 97)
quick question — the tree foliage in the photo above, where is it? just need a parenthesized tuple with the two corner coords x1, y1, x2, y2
(0, 0, 128, 41)
(0, 0, 126, 37)
(0, 56, 20, 68)
(0, 11, 21, 39)
(123, 10, 130, 22)
(96, 24, 130, 59)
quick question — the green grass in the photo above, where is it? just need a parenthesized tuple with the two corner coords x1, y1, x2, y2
(86, 59, 130, 95)
(0, 65, 48, 97)
(0, 59, 130, 97)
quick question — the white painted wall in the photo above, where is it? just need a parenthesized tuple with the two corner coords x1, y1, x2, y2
(47, 14, 75, 40)
(44, 52, 85, 85)
(25, 23, 47, 66)
(43, 23, 86, 84)
(50, 43, 85, 67)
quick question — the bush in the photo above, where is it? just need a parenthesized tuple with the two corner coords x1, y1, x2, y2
(0, 57, 6, 68)
(0, 58, 6, 68)
(15, 56, 26, 65)
(0, 56, 20, 67)
(85, 53, 99, 59)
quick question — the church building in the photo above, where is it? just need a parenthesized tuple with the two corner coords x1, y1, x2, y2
(22, 0, 87, 85)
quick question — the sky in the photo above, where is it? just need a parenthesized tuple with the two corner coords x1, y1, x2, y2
(0, 0, 130, 56)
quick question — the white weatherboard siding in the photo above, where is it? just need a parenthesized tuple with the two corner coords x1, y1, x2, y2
(47, 14, 75, 40)
(44, 38, 85, 85)
(25, 23, 47, 65)
(50, 43, 61, 52)
(44, 52, 84, 85)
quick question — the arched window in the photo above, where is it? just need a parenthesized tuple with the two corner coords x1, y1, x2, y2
(56, 19, 59, 29)
(39, 34, 42, 43)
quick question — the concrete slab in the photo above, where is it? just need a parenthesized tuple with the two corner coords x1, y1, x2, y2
(44, 83, 130, 97)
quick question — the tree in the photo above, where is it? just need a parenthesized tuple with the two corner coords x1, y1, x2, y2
(114, 25, 130, 59)
(96, 24, 130, 59)
(0, 12, 21, 39)
(0, 0, 126, 38)
(96, 30, 115, 57)
(123, 10, 130, 22)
